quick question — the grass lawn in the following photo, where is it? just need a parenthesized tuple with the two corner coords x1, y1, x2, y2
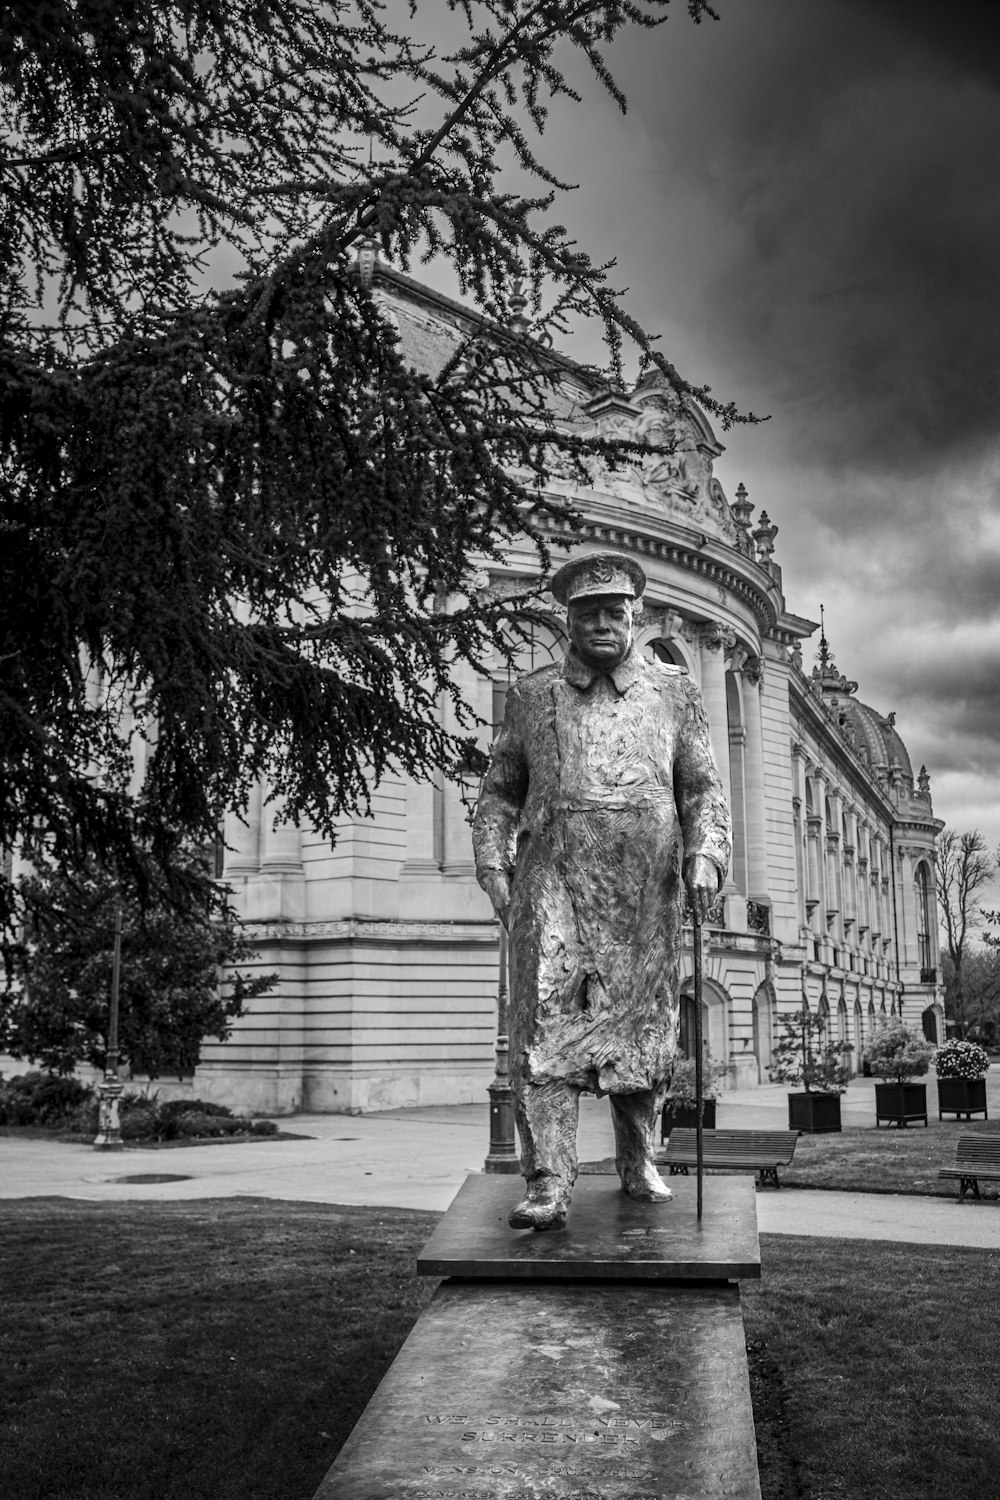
(3, 1199, 1000, 1500)
(0, 1199, 438, 1500)
(779, 1116, 1000, 1197)
(743, 1237, 1000, 1499)
(631, 1116, 1000, 1197)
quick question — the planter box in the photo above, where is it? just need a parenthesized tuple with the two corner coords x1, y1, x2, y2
(660, 1099, 717, 1141)
(787, 1092, 841, 1134)
(874, 1082, 928, 1129)
(937, 1077, 988, 1121)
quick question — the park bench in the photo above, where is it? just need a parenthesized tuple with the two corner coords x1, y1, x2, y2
(938, 1133, 1000, 1202)
(663, 1128, 801, 1189)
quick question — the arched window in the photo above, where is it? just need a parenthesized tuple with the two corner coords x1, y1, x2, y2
(914, 862, 933, 977)
(752, 983, 774, 1082)
(679, 992, 698, 1058)
(817, 994, 831, 1043)
(679, 978, 728, 1066)
(648, 639, 683, 667)
(492, 618, 566, 734)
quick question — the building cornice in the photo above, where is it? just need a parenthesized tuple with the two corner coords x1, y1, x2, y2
(244, 918, 500, 945)
(536, 511, 791, 639)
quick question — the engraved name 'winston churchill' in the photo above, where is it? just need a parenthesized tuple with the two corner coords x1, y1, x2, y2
(472, 551, 731, 1231)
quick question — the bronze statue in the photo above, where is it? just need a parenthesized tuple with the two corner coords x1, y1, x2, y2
(473, 552, 731, 1230)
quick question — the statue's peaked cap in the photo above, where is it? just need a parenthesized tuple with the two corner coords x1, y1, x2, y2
(550, 550, 646, 606)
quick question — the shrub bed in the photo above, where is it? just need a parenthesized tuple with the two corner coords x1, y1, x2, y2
(0, 1071, 94, 1126)
(172, 1111, 277, 1140)
(0, 1074, 276, 1141)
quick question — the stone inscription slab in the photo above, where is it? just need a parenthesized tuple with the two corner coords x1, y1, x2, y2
(314, 1279, 761, 1499)
(416, 1174, 760, 1282)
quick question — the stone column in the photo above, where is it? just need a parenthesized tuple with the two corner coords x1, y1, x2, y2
(403, 776, 439, 877)
(698, 624, 743, 924)
(805, 768, 825, 920)
(246, 784, 305, 921)
(790, 743, 807, 928)
(826, 789, 843, 944)
(742, 658, 769, 901)
(259, 793, 303, 874)
(842, 808, 857, 933)
(697, 623, 734, 805)
(223, 779, 263, 880)
(857, 844, 870, 947)
(728, 717, 748, 893)
(895, 841, 915, 966)
(826, 830, 841, 954)
(442, 660, 487, 877)
(881, 870, 893, 981)
(870, 835, 885, 970)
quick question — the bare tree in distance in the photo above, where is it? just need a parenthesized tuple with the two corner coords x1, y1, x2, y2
(940, 950, 1000, 1049)
(937, 828, 998, 1038)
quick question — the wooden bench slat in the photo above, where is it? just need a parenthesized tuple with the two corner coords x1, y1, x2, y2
(663, 1128, 800, 1189)
(954, 1137, 1000, 1161)
(938, 1134, 1000, 1201)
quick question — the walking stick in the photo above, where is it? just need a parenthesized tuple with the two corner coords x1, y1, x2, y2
(693, 906, 705, 1222)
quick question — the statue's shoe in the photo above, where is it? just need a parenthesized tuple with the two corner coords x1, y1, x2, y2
(619, 1160, 673, 1203)
(508, 1186, 571, 1231)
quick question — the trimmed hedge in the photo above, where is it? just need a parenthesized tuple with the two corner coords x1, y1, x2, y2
(158, 1098, 234, 1121)
(173, 1112, 278, 1139)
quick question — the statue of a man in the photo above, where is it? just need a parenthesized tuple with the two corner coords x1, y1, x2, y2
(472, 552, 732, 1230)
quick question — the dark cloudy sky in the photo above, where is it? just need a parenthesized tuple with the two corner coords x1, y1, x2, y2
(517, 0, 1000, 852)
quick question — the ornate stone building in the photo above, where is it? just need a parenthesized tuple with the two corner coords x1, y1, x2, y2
(191, 266, 944, 1114)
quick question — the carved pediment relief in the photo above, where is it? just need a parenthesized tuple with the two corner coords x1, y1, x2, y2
(571, 390, 736, 544)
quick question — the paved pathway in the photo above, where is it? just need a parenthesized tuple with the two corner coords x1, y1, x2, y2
(4, 1078, 1000, 1247)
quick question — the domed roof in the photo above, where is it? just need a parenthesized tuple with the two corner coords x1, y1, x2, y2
(808, 627, 914, 778)
(836, 698, 913, 778)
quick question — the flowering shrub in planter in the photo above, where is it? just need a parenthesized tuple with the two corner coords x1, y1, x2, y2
(787, 1092, 843, 1133)
(935, 1040, 990, 1081)
(768, 1010, 851, 1134)
(660, 1056, 730, 1137)
(863, 1017, 934, 1083)
(768, 1011, 852, 1095)
(873, 1082, 929, 1128)
(936, 1039, 990, 1121)
(666, 1056, 730, 1108)
(864, 1018, 934, 1128)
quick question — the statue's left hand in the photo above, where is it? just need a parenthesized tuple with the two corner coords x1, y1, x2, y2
(684, 854, 719, 925)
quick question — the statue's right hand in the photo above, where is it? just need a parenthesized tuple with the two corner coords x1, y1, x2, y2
(481, 869, 512, 927)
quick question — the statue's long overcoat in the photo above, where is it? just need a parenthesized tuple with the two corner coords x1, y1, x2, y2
(472, 646, 731, 1096)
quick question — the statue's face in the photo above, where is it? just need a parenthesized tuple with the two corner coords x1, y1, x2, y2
(567, 594, 633, 671)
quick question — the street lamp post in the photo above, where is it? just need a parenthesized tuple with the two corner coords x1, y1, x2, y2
(94, 900, 124, 1151)
(484, 925, 519, 1174)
